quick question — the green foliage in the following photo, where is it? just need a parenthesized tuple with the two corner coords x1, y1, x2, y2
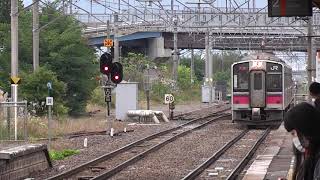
(0, 125, 9, 140)
(174, 84, 201, 103)
(0, 0, 11, 24)
(0, 2, 97, 115)
(90, 87, 105, 106)
(39, 5, 97, 115)
(211, 51, 243, 73)
(213, 70, 231, 83)
(49, 149, 80, 160)
(177, 65, 193, 90)
(121, 53, 154, 89)
(151, 82, 171, 102)
(150, 65, 201, 103)
(180, 56, 204, 82)
(20, 67, 67, 116)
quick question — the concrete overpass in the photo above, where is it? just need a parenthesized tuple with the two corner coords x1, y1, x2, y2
(78, 6, 320, 60)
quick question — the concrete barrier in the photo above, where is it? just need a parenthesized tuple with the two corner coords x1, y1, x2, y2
(0, 144, 52, 180)
(127, 110, 169, 123)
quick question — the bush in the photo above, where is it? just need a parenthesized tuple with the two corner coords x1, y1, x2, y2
(90, 87, 105, 106)
(150, 82, 171, 102)
(20, 67, 67, 116)
(49, 149, 80, 160)
(177, 65, 193, 90)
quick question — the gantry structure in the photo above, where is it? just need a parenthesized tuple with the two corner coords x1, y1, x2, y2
(35, 0, 320, 87)
(58, 0, 320, 52)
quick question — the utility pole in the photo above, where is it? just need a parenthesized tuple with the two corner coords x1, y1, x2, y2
(208, 32, 213, 105)
(33, 0, 39, 71)
(11, 0, 19, 140)
(205, 32, 209, 80)
(114, 13, 120, 62)
(69, 0, 72, 14)
(307, 17, 313, 100)
(252, 0, 255, 11)
(107, 20, 111, 53)
(172, 28, 178, 85)
(191, 48, 194, 84)
(226, 0, 228, 12)
(171, 0, 179, 87)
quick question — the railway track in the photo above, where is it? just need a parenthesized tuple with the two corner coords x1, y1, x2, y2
(47, 108, 230, 180)
(182, 127, 271, 180)
(173, 104, 226, 120)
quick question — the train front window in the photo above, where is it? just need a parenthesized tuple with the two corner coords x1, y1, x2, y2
(267, 74, 282, 92)
(233, 63, 249, 91)
(254, 73, 262, 90)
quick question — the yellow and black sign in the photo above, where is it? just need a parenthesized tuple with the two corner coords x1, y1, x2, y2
(10, 76, 21, 84)
(104, 39, 113, 47)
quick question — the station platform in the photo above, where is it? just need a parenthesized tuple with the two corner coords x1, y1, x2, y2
(243, 124, 294, 180)
(0, 144, 52, 180)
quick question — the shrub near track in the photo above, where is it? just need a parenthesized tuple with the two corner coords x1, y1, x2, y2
(49, 149, 80, 160)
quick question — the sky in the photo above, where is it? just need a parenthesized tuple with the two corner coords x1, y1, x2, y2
(23, 0, 268, 11)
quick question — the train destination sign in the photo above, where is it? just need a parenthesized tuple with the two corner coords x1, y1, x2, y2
(268, 0, 312, 17)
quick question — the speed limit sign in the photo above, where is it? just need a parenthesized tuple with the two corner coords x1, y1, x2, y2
(164, 94, 174, 104)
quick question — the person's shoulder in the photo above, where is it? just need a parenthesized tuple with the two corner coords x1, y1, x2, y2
(315, 98, 320, 109)
(314, 155, 320, 179)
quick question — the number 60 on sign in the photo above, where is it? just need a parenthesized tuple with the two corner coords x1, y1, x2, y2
(164, 94, 174, 104)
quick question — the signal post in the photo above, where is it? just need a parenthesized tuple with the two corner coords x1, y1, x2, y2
(100, 41, 123, 135)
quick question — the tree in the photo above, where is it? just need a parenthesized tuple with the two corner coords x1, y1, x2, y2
(180, 55, 204, 82)
(0, 0, 11, 24)
(121, 53, 154, 89)
(181, 51, 242, 83)
(38, 6, 97, 114)
(0, 2, 97, 115)
(20, 66, 67, 116)
(177, 65, 193, 90)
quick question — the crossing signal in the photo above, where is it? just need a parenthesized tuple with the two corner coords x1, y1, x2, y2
(111, 62, 123, 84)
(100, 52, 113, 75)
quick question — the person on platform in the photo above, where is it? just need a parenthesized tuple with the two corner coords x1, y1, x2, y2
(309, 82, 320, 110)
(284, 102, 320, 180)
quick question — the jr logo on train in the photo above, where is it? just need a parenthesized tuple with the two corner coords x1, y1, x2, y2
(231, 52, 294, 127)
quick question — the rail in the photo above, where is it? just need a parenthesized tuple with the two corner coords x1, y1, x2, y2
(47, 108, 230, 180)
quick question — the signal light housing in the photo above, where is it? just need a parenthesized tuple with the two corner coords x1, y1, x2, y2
(111, 62, 123, 84)
(100, 52, 113, 75)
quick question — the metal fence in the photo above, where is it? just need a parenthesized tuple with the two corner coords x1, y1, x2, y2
(0, 101, 28, 141)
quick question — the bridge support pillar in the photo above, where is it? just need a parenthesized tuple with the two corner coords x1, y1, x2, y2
(147, 37, 171, 60)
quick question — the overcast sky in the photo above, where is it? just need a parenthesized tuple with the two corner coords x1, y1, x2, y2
(23, 0, 268, 9)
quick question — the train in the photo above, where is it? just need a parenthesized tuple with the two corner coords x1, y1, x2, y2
(231, 52, 294, 126)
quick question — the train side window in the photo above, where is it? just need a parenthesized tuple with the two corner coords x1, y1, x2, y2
(254, 73, 262, 90)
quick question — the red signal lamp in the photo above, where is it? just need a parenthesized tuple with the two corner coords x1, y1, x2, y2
(111, 62, 123, 84)
(100, 53, 113, 75)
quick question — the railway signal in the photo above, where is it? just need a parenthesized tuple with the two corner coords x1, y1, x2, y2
(110, 62, 123, 84)
(100, 52, 113, 75)
(99, 52, 123, 119)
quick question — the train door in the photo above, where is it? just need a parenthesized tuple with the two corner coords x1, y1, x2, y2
(250, 71, 266, 107)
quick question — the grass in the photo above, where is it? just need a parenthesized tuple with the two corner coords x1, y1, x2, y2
(0, 121, 27, 140)
(49, 149, 80, 160)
